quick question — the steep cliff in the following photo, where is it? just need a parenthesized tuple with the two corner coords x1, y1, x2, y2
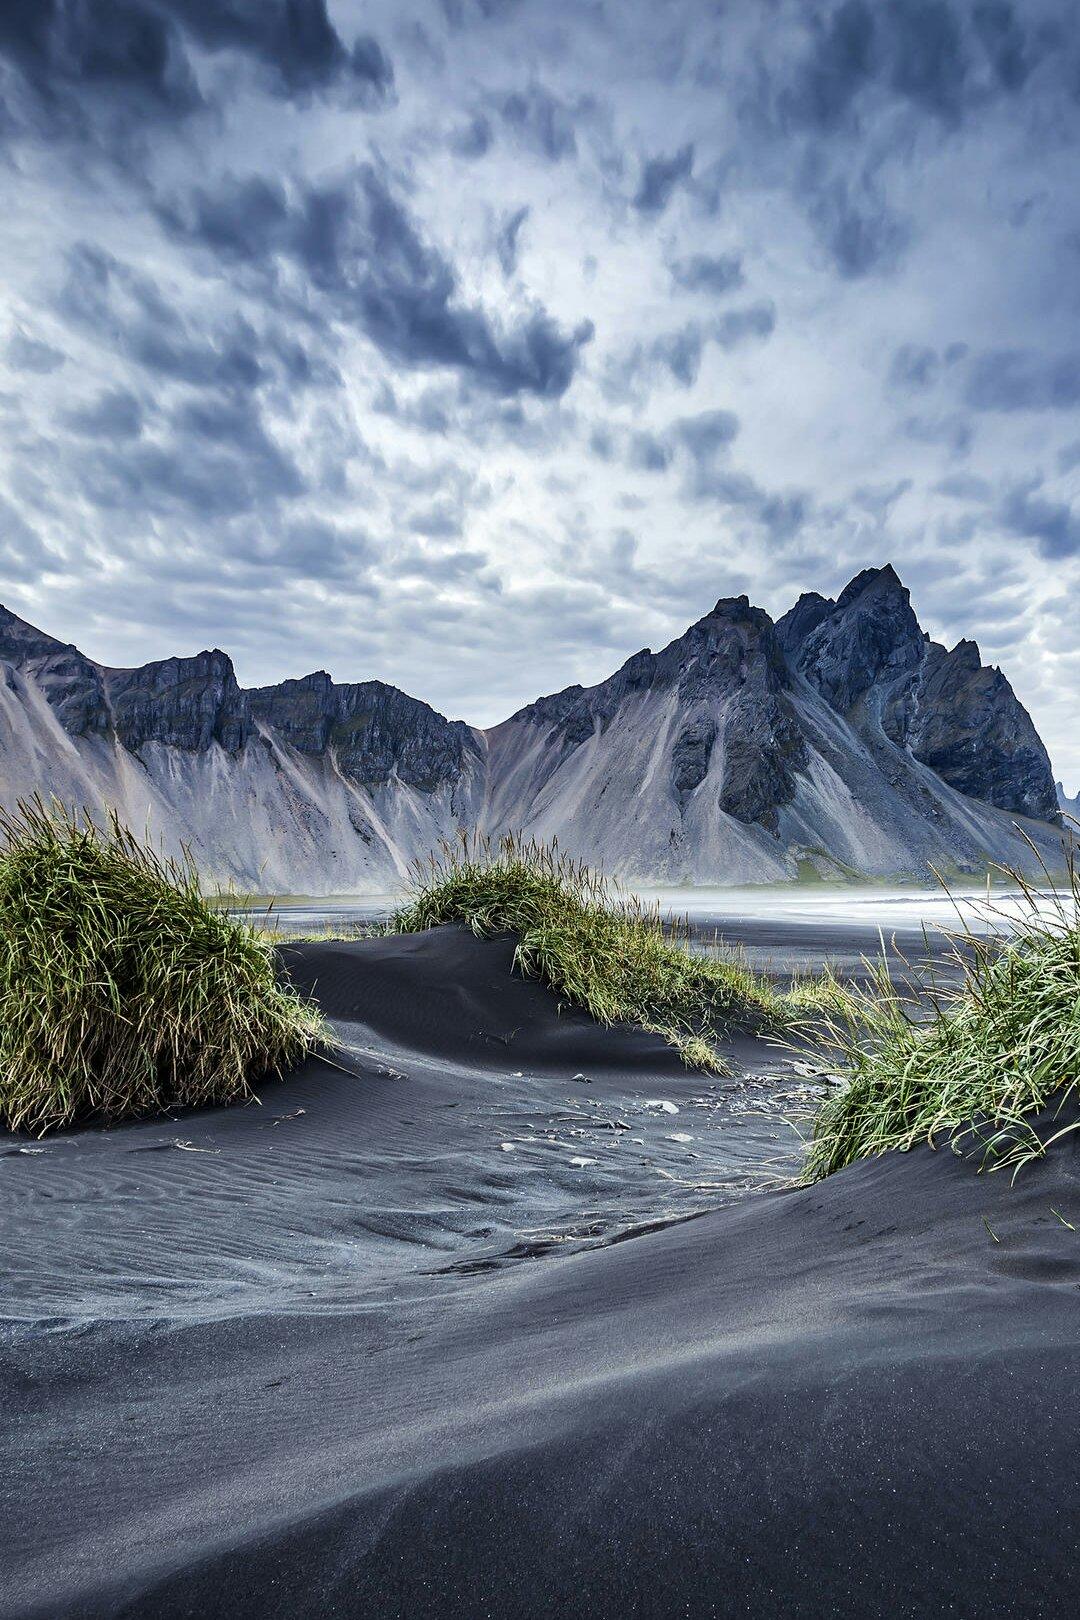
(779, 566, 1058, 823)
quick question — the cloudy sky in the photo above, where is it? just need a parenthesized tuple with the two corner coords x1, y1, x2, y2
(2, 2, 1079, 787)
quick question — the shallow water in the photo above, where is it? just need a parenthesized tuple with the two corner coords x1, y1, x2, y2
(234, 882, 1057, 978)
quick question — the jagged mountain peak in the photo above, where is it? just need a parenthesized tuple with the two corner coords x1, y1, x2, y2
(0, 579, 1066, 890)
(834, 562, 905, 610)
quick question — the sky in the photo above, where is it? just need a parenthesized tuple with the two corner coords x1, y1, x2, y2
(1, 2, 1079, 789)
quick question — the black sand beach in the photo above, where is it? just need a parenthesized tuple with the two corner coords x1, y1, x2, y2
(2, 926, 1079, 1618)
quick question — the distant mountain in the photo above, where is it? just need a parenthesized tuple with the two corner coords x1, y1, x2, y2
(0, 567, 1066, 891)
(1058, 782, 1080, 821)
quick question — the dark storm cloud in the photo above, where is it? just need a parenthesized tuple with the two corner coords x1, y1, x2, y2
(0, 0, 198, 113)
(802, 165, 909, 278)
(0, 496, 57, 579)
(674, 409, 741, 462)
(669, 252, 745, 295)
(965, 350, 1080, 412)
(57, 244, 268, 392)
(61, 386, 144, 439)
(68, 393, 305, 521)
(780, 0, 1027, 136)
(160, 165, 592, 398)
(6, 328, 66, 374)
(971, 1, 1035, 91)
(497, 82, 578, 161)
(449, 113, 493, 158)
(633, 145, 694, 214)
(0, 1, 392, 116)
(998, 480, 1080, 559)
(689, 471, 808, 543)
(714, 303, 777, 347)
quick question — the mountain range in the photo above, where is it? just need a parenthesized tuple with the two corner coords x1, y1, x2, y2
(0, 565, 1065, 892)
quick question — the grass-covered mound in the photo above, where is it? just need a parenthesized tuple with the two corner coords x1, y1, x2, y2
(806, 860, 1080, 1181)
(0, 801, 323, 1136)
(392, 832, 844, 1069)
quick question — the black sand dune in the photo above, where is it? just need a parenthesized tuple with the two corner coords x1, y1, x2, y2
(2, 927, 1079, 1618)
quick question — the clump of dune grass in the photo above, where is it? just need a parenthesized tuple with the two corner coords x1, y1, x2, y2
(393, 831, 845, 1070)
(805, 835, 1080, 1181)
(0, 799, 324, 1136)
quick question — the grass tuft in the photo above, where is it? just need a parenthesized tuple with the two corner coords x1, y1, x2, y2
(392, 831, 842, 1069)
(0, 799, 324, 1136)
(805, 835, 1080, 1181)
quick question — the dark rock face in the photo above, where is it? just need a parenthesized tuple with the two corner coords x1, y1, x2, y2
(780, 567, 1058, 824)
(106, 653, 250, 755)
(788, 565, 925, 717)
(0, 605, 477, 795)
(249, 674, 479, 792)
(775, 590, 832, 662)
(903, 641, 1059, 823)
(511, 596, 808, 831)
(0, 606, 108, 738)
(671, 717, 716, 805)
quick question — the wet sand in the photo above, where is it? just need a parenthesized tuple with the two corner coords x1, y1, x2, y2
(2, 925, 1078, 1617)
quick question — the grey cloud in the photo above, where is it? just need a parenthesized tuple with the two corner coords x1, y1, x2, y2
(497, 83, 578, 161)
(589, 425, 615, 460)
(885, 0, 968, 122)
(650, 326, 706, 388)
(605, 305, 774, 401)
(57, 245, 269, 392)
(0, 0, 393, 131)
(934, 473, 992, 500)
(61, 387, 306, 522)
(626, 431, 672, 473)
(694, 473, 808, 543)
(669, 252, 744, 295)
(0, 0, 198, 114)
(972, 1, 1034, 92)
(998, 480, 1080, 559)
(903, 414, 973, 457)
(889, 343, 939, 391)
(61, 386, 144, 439)
(160, 166, 593, 398)
(782, 0, 983, 135)
(803, 165, 910, 277)
(495, 206, 530, 276)
(965, 350, 1080, 412)
(450, 114, 493, 158)
(408, 502, 464, 540)
(781, 0, 876, 132)
(6, 328, 66, 373)
(714, 302, 776, 348)
(0, 494, 56, 579)
(674, 409, 741, 462)
(633, 145, 694, 214)
(232, 516, 375, 582)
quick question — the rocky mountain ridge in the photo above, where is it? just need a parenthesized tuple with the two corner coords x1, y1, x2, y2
(0, 570, 1065, 890)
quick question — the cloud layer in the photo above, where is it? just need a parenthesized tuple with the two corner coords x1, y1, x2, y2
(1, 0, 1079, 788)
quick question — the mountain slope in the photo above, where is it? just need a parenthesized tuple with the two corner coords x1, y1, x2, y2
(0, 606, 485, 891)
(484, 568, 1062, 884)
(0, 570, 1065, 890)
